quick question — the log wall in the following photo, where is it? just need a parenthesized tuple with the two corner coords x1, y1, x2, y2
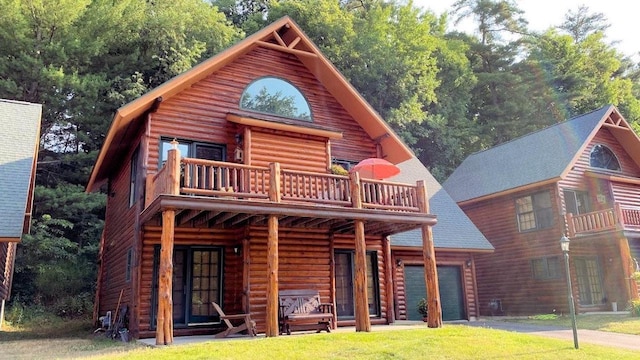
(146, 46, 376, 174)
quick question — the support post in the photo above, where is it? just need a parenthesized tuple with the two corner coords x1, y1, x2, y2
(155, 144, 180, 345)
(349, 171, 370, 331)
(383, 236, 395, 324)
(265, 163, 281, 337)
(156, 210, 175, 345)
(416, 180, 442, 328)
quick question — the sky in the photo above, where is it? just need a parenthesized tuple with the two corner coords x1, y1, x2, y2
(413, 0, 638, 59)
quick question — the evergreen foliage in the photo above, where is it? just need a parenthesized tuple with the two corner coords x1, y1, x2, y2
(2, 0, 639, 309)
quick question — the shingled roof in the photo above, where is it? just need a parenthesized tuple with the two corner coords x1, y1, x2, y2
(443, 105, 624, 203)
(388, 157, 493, 251)
(0, 99, 41, 241)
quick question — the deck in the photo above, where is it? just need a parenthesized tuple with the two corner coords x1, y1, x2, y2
(141, 156, 436, 236)
(566, 204, 640, 237)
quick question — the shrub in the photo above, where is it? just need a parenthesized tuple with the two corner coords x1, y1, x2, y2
(629, 299, 640, 317)
(417, 298, 428, 318)
(51, 292, 94, 319)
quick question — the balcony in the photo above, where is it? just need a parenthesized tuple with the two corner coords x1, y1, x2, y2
(566, 204, 640, 237)
(141, 154, 435, 236)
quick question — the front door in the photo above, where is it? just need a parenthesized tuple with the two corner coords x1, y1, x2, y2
(574, 257, 604, 306)
(153, 246, 223, 327)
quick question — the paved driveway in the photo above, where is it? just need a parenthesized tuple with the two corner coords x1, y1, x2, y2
(465, 320, 640, 351)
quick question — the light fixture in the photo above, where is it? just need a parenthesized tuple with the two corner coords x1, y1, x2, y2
(233, 245, 242, 256)
(395, 259, 403, 267)
(466, 259, 472, 268)
(560, 234, 578, 349)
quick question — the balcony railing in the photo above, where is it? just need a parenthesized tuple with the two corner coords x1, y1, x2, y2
(566, 204, 640, 237)
(145, 152, 425, 214)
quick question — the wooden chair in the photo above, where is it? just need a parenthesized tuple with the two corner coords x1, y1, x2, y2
(211, 302, 256, 338)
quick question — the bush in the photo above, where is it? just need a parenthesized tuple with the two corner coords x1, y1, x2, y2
(629, 299, 640, 317)
(51, 292, 94, 319)
(417, 298, 428, 317)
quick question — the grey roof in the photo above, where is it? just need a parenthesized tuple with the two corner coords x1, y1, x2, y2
(388, 157, 493, 250)
(443, 105, 612, 203)
(0, 99, 41, 238)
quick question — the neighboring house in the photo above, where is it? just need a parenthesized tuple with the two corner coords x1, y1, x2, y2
(389, 157, 493, 322)
(88, 17, 449, 343)
(0, 99, 41, 326)
(444, 105, 640, 316)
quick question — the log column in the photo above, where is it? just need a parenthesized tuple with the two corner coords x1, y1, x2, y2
(350, 172, 371, 332)
(265, 162, 281, 337)
(156, 143, 180, 345)
(618, 236, 639, 302)
(417, 180, 442, 328)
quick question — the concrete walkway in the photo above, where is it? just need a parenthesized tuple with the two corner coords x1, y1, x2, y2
(465, 319, 640, 351)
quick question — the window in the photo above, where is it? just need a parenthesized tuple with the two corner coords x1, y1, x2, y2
(334, 251, 380, 318)
(563, 189, 590, 215)
(531, 257, 561, 280)
(125, 248, 133, 282)
(240, 77, 312, 121)
(516, 191, 553, 231)
(159, 138, 225, 168)
(590, 144, 621, 171)
(129, 146, 140, 207)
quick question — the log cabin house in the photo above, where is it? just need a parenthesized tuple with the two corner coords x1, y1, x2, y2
(0, 99, 41, 327)
(444, 105, 640, 316)
(87, 17, 489, 343)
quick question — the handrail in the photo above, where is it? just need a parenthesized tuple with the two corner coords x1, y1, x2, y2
(145, 158, 423, 213)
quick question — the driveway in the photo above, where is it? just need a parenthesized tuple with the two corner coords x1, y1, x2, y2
(465, 319, 640, 351)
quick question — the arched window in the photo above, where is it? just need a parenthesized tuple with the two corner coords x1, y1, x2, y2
(590, 144, 621, 171)
(240, 77, 312, 121)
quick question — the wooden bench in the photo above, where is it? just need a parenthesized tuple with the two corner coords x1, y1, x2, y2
(278, 289, 334, 335)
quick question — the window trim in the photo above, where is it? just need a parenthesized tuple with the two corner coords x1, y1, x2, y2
(589, 144, 621, 172)
(159, 137, 226, 169)
(239, 76, 313, 121)
(531, 256, 561, 280)
(515, 191, 553, 232)
(129, 146, 140, 208)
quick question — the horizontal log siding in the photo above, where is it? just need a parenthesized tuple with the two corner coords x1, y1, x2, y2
(98, 139, 142, 333)
(559, 127, 640, 212)
(146, 46, 376, 174)
(250, 130, 327, 172)
(463, 184, 569, 315)
(137, 226, 242, 336)
(391, 250, 478, 320)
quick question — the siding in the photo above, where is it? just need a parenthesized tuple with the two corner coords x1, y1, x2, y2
(146, 46, 376, 173)
(464, 184, 568, 315)
(250, 130, 328, 172)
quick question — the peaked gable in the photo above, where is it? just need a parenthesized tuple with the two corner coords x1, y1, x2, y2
(389, 157, 493, 251)
(443, 105, 628, 203)
(87, 17, 413, 191)
(0, 99, 41, 241)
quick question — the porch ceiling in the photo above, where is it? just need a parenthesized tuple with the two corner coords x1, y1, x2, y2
(141, 195, 436, 236)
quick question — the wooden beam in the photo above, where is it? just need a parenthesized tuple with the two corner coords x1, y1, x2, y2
(383, 236, 395, 324)
(417, 180, 442, 328)
(156, 209, 175, 345)
(265, 214, 279, 337)
(353, 219, 371, 332)
(255, 40, 318, 58)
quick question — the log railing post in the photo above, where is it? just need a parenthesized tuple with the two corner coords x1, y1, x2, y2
(349, 171, 370, 331)
(417, 180, 442, 328)
(266, 162, 281, 337)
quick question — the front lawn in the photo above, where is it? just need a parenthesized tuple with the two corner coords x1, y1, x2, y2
(82, 326, 640, 360)
(506, 313, 640, 335)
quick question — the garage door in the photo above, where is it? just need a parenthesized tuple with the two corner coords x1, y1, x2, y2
(404, 265, 466, 321)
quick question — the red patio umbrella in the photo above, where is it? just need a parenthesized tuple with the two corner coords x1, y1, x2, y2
(351, 158, 400, 180)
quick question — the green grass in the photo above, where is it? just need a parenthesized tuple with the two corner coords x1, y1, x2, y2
(3, 311, 640, 359)
(507, 313, 640, 335)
